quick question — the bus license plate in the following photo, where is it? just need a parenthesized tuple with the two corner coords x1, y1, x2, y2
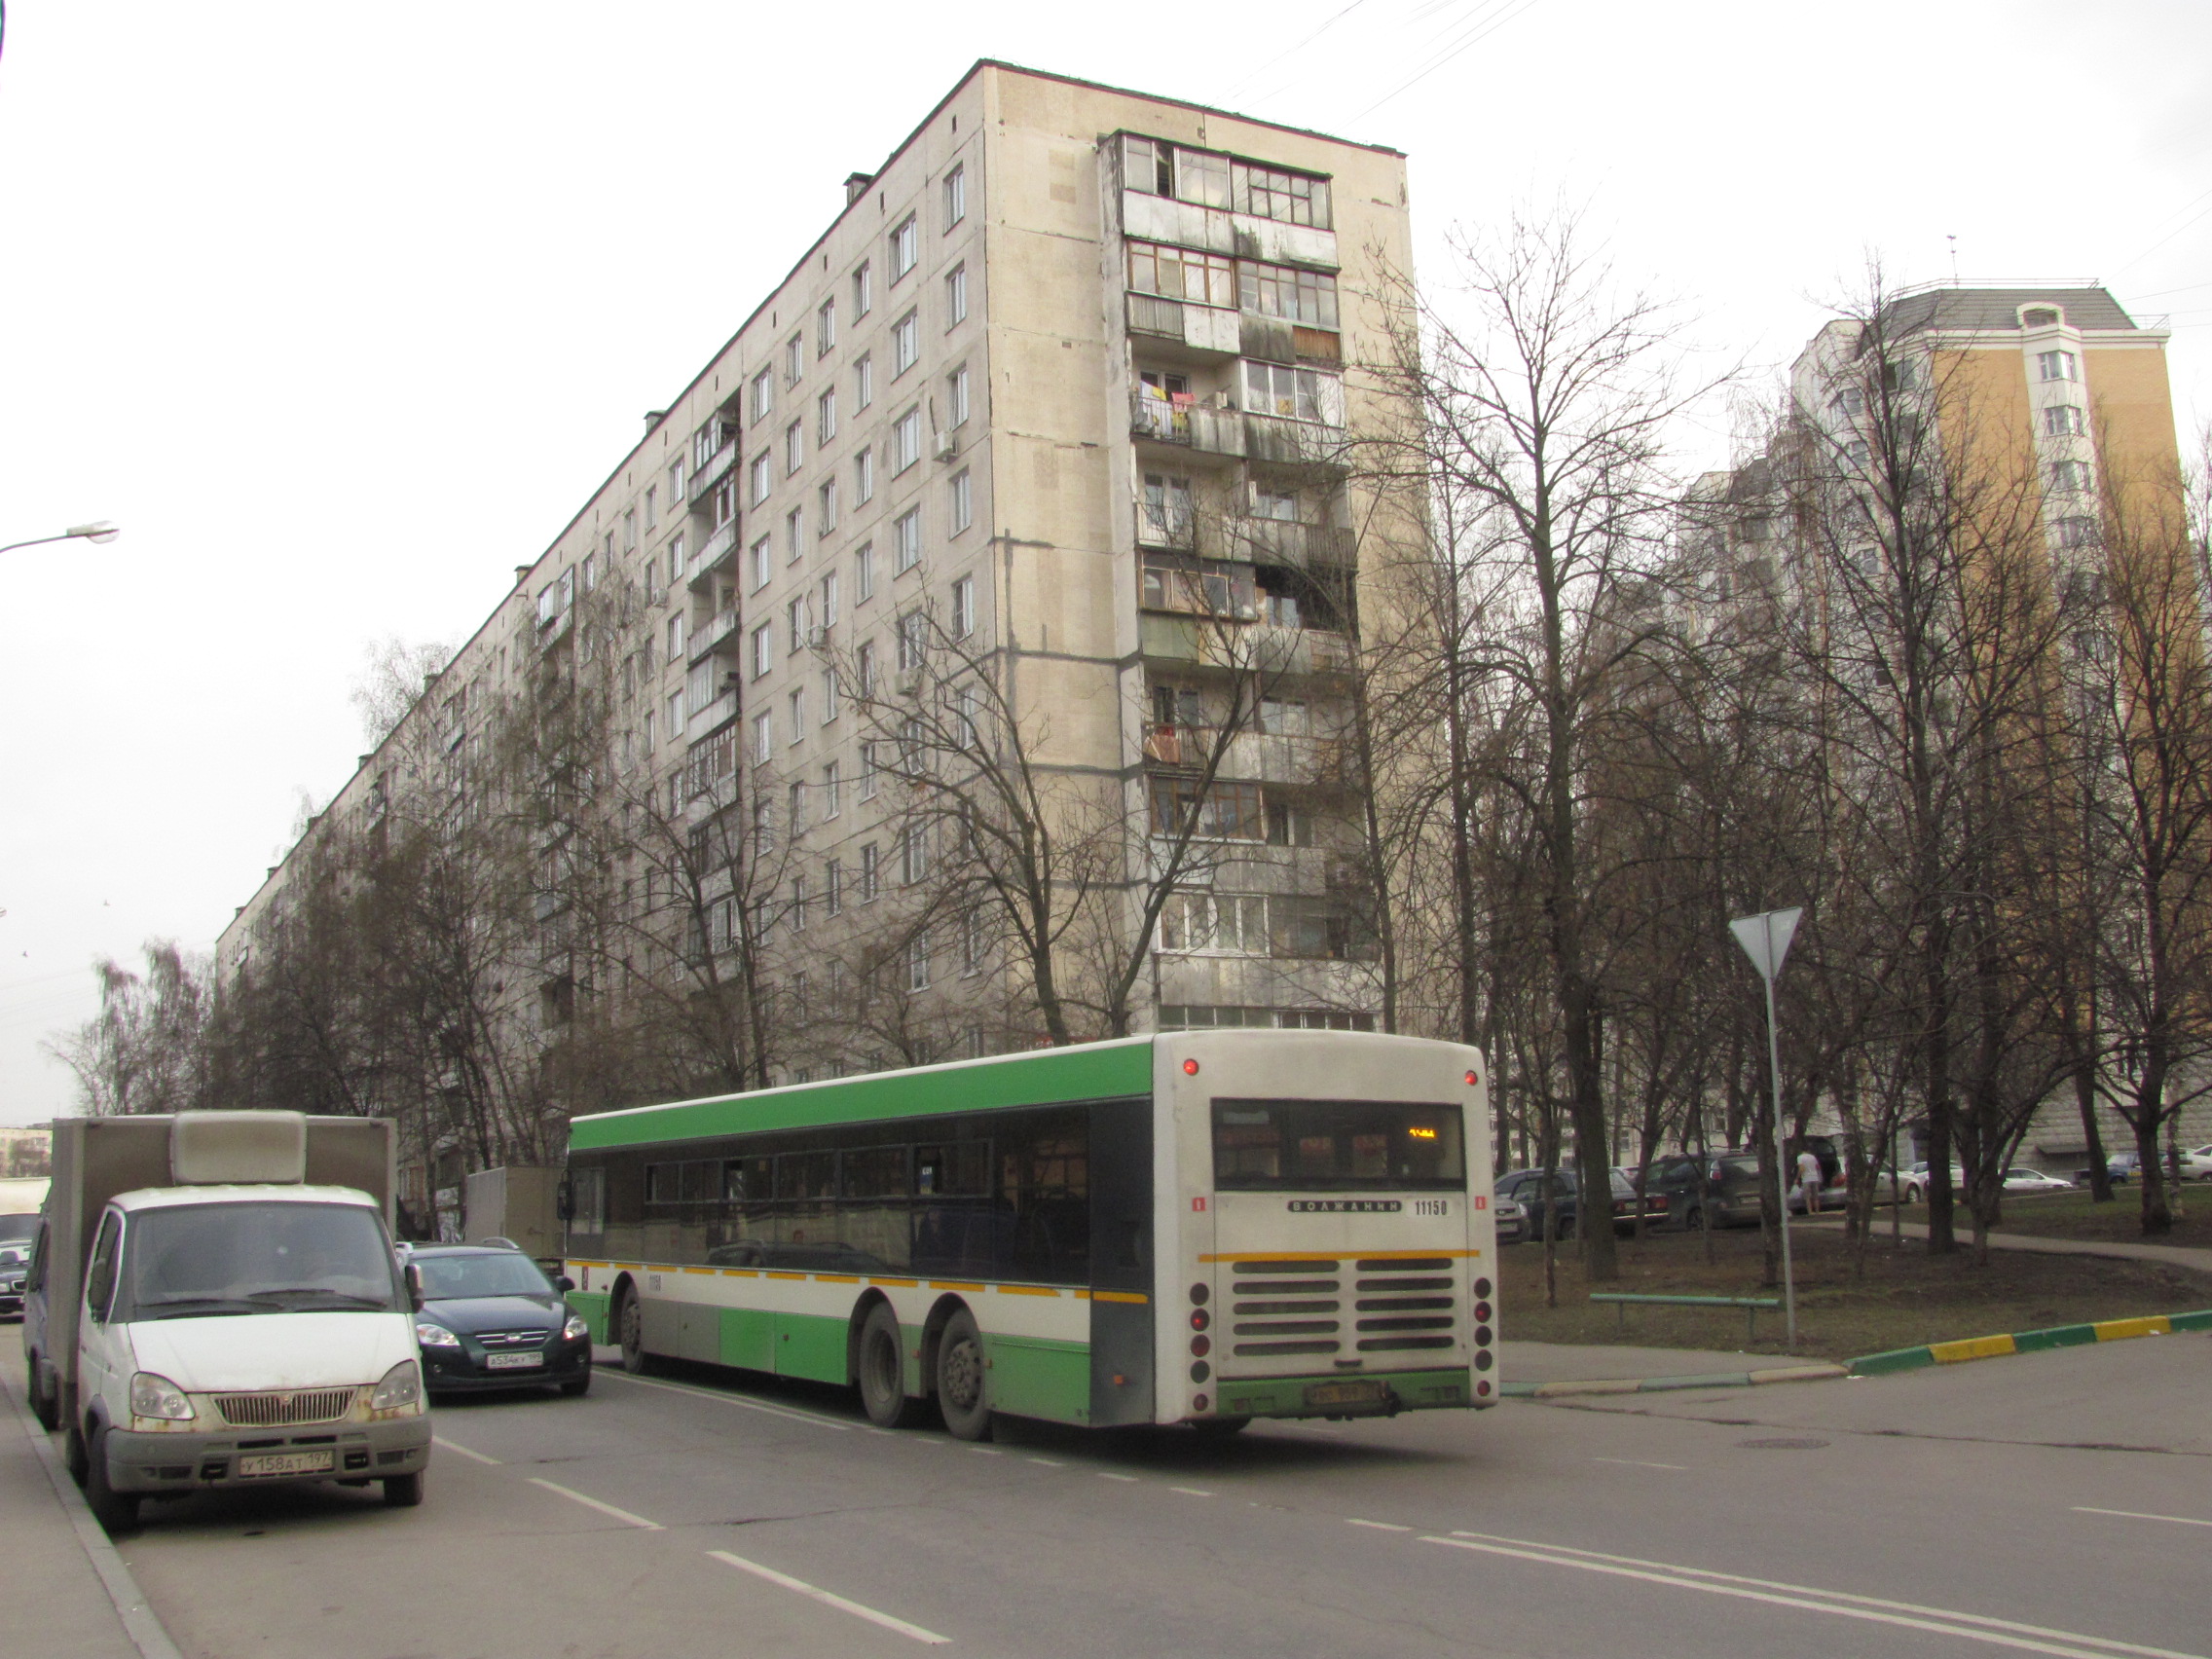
(486, 1351, 545, 1370)
(237, 1449, 335, 1478)
(1305, 1380, 1385, 1410)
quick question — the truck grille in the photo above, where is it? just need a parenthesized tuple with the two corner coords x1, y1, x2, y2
(1229, 1257, 1461, 1364)
(214, 1387, 358, 1427)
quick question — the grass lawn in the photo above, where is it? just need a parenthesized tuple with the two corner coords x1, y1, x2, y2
(1891, 1186, 2212, 1247)
(1496, 1219, 2212, 1362)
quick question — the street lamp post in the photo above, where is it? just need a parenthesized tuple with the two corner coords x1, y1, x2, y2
(0, 522, 121, 556)
(1730, 905, 1803, 1350)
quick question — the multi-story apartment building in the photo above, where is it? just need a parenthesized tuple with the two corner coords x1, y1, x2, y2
(218, 62, 1417, 1178)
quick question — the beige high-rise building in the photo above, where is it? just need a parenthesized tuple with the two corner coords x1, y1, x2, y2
(220, 61, 1416, 1124)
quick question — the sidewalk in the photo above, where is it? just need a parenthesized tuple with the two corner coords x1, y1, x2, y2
(1803, 1216, 2212, 1276)
(0, 1353, 178, 1659)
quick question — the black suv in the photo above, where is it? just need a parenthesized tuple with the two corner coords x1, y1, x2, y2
(1645, 1153, 1766, 1230)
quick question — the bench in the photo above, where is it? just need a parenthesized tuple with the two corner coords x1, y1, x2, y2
(1589, 1292, 1782, 1343)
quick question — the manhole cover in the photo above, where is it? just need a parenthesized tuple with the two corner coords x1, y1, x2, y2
(1738, 1436, 1829, 1450)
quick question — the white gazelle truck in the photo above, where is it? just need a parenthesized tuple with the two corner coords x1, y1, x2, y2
(21, 1111, 430, 1530)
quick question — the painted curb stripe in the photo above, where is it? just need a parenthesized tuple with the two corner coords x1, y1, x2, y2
(1849, 1308, 2212, 1376)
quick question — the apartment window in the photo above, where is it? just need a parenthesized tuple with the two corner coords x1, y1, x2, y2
(712, 476, 736, 530)
(2049, 459, 2093, 494)
(1126, 241, 1235, 309)
(2053, 515, 2099, 550)
(750, 535, 772, 592)
(788, 593, 811, 646)
(891, 215, 918, 280)
(750, 621, 773, 680)
(1244, 361, 1327, 423)
(821, 569, 840, 630)
(823, 759, 841, 818)
(961, 907, 985, 975)
(952, 573, 976, 639)
(822, 665, 841, 722)
(1267, 800, 1312, 847)
(1252, 485, 1298, 522)
(901, 821, 930, 885)
(860, 739, 880, 803)
(1142, 473, 1195, 543)
(750, 452, 772, 504)
(752, 709, 772, 762)
(788, 688, 805, 744)
(785, 420, 803, 475)
(667, 613, 685, 660)
(644, 708, 656, 751)
(667, 461, 683, 509)
(1238, 260, 1339, 329)
(956, 683, 980, 751)
(2045, 404, 2086, 437)
(786, 507, 803, 563)
(944, 264, 968, 327)
(854, 446, 875, 504)
(857, 542, 876, 601)
(949, 469, 973, 535)
(818, 388, 837, 445)
(948, 363, 970, 427)
(856, 639, 877, 699)
(819, 479, 839, 535)
(895, 407, 922, 472)
(2036, 350, 2079, 383)
(853, 260, 872, 317)
(1231, 160, 1332, 228)
(789, 780, 807, 838)
(785, 334, 804, 385)
(897, 608, 926, 671)
(751, 369, 774, 422)
(895, 507, 921, 572)
(817, 297, 836, 356)
(943, 163, 966, 229)
(906, 935, 931, 992)
(645, 485, 658, 527)
(581, 552, 597, 595)
(860, 841, 880, 901)
(856, 353, 874, 411)
(1150, 776, 1265, 839)
(668, 688, 686, 736)
(826, 856, 844, 916)
(893, 310, 919, 376)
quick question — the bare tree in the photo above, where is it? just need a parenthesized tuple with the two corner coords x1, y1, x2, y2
(47, 941, 212, 1117)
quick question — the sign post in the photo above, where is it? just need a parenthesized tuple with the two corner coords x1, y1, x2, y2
(1729, 905, 1803, 1350)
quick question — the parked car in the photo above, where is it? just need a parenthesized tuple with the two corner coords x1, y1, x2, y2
(1901, 1163, 1967, 1204)
(0, 1240, 26, 1318)
(1492, 1194, 1529, 1245)
(2000, 1166, 2073, 1194)
(1645, 1153, 1766, 1230)
(2166, 1149, 2212, 1182)
(1493, 1167, 1667, 1238)
(2075, 1151, 2143, 1186)
(409, 1243, 593, 1399)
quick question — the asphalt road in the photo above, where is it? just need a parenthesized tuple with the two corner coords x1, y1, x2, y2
(109, 1338, 2212, 1659)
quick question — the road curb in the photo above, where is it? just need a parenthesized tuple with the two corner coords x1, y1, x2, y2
(1501, 1362, 1846, 1399)
(1848, 1308, 2212, 1376)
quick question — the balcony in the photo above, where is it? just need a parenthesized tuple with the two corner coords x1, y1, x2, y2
(1226, 517, 1356, 571)
(688, 517, 741, 587)
(1125, 293, 1241, 359)
(688, 439, 737, 506)
(686, 687, 740, 742)
(535, 606, 572, 652)
(1142, 724, 1358, 788)
(1131, 391, 1246, 461)
(688, 608, 741, 663)
(1139, 612, 1351, 677)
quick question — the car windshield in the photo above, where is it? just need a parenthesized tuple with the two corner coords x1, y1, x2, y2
(0, 1213, 36, 1245)
(415, 1252, 555, 1301)
(120, 1201, 401, 1319)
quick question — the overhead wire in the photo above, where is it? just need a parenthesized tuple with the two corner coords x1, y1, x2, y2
(1221, 0, 1376, 106)
(1350, 0, 1548, 123)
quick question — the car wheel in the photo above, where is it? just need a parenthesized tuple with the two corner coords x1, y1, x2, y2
(559, 1370, 591, 1398)
(617, 1288, 656, 1376)
(858, 1302, 924, 1428)
(64, 1419, 88, 1487)
(382, 1470, 424, 1508)
(1680, 1206, 1704, 1231)
(26, 1358, 59, 1432)
(935, 1308, 992, 1442)
(1904, 1184, 1922, 1204)
(84, 1423, 140, 1533)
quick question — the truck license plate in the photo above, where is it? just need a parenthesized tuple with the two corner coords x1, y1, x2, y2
(237, 1449, 336, 1478)
(486, 1351, 545, 1370)
(1305, 1380, 1385, 1409)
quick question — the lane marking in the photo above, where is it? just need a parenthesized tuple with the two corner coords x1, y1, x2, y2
(1097, 1472, 1138, 1483)
(1347, 1519, 1412, 1532)
(1170, 1486, 1213, 1497)
(1592, 1456, 1689, 1471)
(968, 1447, 1002, 1456)
(1026, 1456, 1063, 1466)
(433, 1435, 500, 1465)
(528, 1477, 665, 1531)
(1426, 1531, 2199, 1659)
(2075, 1506, 2212, 1530)
(709, 1549, 951, 1645)
(595, 1369, 853, 1431)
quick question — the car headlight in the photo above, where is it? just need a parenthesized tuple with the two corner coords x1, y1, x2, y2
(563, 1314, 590, 1343)
(129, 1371, 196, 1429)
(415, 1320, 463, 1347)
(370, 1359, 424, 1417)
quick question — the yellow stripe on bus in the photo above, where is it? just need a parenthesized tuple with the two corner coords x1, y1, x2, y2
(765, 1271, 806, 1280)
(996, 1284, 1061, 1297)
(681, 1266, 716, 1274)
(721, 1269, 760, 1277)
(1198, 1248, 1485, 1263)
(1093, 1290, 1149, 1305)
(816, 1273, 862, 1283)
(930, 1280, 986, 1293)
(868, 1276, 921, 1288)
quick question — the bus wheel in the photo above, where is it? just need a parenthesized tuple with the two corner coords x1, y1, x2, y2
(936, 1309, 992, 1442)
(858, 1303, 924, 1429)
(617, 1288, 656, 1376)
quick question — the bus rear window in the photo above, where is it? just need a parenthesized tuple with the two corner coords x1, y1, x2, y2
(1211, 1099, 1463, 1191)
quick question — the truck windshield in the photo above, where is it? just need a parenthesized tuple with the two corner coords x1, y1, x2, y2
(1212, 1099, 1464, 1191)
(119, 1201, 402, 1320)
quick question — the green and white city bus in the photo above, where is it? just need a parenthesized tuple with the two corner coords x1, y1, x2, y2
(561, 1029, 1496, 1438)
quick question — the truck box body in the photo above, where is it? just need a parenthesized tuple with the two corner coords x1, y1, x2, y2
(462, 1165, 563, 1264)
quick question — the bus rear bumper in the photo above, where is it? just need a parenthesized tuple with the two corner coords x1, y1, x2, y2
(1205, 1367, 1480, 1421)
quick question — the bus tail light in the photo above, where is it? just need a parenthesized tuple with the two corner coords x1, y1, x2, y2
(1183, 1058, 1200, 1076)
(1473, 1302, 1492, 1323)
(1473, 1277, 1493, 1299)
(1194, 1392, 1209, 1412)
(1191, 1335, 1210, 1357)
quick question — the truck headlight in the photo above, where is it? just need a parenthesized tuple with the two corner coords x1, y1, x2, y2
(129, 1371, 196, 1429)
(563, 1314, 590, 1343)
(370, 1359, 424, 1417)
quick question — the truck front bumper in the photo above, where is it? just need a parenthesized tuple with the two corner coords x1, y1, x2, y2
(105, 1415, 431, 1494)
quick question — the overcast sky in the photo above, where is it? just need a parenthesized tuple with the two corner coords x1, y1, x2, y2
(3, 1, 2207, 1125)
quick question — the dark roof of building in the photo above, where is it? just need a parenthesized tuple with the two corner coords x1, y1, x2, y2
(1879, 285, 2140, 335)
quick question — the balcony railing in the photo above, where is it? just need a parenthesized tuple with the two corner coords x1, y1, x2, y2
(686, 688, 739, 742)
(687, 608, 740, 662)
(688, 518, 740, 586)
(1131, 391, 1246, 460)
(688, 439, 737, 506)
